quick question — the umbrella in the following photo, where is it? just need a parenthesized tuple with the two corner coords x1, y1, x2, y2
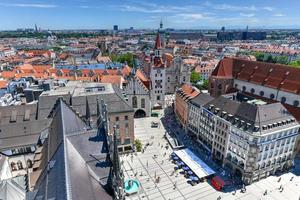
(176, 161, 184, 166)
(182, 166, 190, 171)
(187, 171, 193, 175)
(173, 156, 179, 160)
(171, 152, 176, 157)
(191, 176, 199, 181)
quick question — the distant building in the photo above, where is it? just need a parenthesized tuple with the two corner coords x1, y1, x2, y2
(217, 31, 266, 41)
(113, 25, 118, 31)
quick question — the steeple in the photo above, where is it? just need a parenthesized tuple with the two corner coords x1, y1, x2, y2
(154, 32, 162, 50)
(160, 20, 163, 29)
(154, 32, 163, 59)
(85, 96, 91, 127)
(112, 126, 124, 199)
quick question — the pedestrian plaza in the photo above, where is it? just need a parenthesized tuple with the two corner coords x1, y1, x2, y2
(121, 116, 300, 200)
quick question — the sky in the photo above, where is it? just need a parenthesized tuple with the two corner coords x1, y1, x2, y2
(1, 0, 300, 30)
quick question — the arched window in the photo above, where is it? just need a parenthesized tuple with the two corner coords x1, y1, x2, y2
(132, 96, 137, 108)
(141, 98, 145, 108)
(17, 161, 23, 170)
(270, 93, 275, 99)
(259, 91, 264, 96)
(281, 97, 286, 103)
(250, 88, 255, 94)
(218, 84, 222, 89)
(242, 86, 246, 91)
(27, 159, 33, 168)
(293, 100, 299, 107)
(10, 162, 17, 171)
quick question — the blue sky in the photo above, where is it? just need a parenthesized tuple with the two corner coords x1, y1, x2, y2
(1, 0, 300, 30)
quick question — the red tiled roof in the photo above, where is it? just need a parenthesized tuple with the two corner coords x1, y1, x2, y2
(100, 75, 123, 85)
(0, 80, 8, 89)
(180, 83, 200, 99)
(1, 71, 15, 79)
(212, 57, 300, 94)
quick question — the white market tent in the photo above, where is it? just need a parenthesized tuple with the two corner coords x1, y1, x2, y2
(174, 148, 215, 179)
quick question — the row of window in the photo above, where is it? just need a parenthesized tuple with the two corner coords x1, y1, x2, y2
(132, 97, 146, 108)
(240, 86, 299, 106)
(10, 159, 32, 171)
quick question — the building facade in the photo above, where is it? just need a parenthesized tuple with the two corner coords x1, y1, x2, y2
(187, 93, 300, 184)
(174, 83, 199, 128)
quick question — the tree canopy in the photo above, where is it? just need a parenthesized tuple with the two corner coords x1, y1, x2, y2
(110, 53, 134, 67)
(190, 70, 200, 84)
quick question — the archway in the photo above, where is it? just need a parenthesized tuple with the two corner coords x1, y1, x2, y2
(235, 168, 243, 177)
(134, 109, 146, 118)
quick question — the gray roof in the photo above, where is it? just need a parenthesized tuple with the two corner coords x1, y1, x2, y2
(190, 93, 214, 108)
(30, 99, 113, 200)
(0, 119, 51, 151)
(38, 81, 133, 119)
(0, 103, 38, 125)
(203, 96, 298, 134)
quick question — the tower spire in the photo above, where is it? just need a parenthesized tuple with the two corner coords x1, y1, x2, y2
(112, 126, 124, 199)
(160, 20, 163, 29)
(85, 96, 91, 127)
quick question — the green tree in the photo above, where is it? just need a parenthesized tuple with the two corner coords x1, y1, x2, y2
(135, 139, 143, 152)
(253, 52, 265, 61)
(110, 53, 134, 67)
(190, 70, 200, 84)
(290, 60, 300, 68)
(276, 56, 289, 65)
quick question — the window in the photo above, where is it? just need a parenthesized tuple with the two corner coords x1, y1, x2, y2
(293, 100, 299, 107)
(250, 88, 255, 94)
(125, 116, 128, 120)
(132, 96, 137, 108)
(281, 97, 286, 103)
(157, 96, 160, 100)
(259, 91, 264, 96)
(270, 93, 275, 99)
(10, 162, 17, 171)
(116, 116, 119, 121)
(17, 161, 23, 170)
(141, 98, 145, 108)
(24, 109, 31, 121)
(10, 110, 17, 123)
(242, 86, 246, 91)
(27, 159, 33, 168)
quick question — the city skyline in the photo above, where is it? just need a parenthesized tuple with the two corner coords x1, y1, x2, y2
(1, 0, 300, 30)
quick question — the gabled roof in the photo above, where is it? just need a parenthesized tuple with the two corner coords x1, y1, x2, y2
(30, 99, 113, 200)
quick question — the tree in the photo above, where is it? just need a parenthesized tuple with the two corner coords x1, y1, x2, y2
(253, 52, 265, 61)
(135, 139, 143, 152)
(290, 60, 300, 68)
(110, 53, 134, 67)
(190, 70, 200, 84)
(275, 55, 289, 65)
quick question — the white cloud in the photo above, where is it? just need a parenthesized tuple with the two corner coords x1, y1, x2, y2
(204, 2, 257, 11)
(240, 13, 255, 18)
(176, 13, 205, 21)
(263, 6, 274, 11)
(273, 13, 285, 17)
(0, 3, 57, 8)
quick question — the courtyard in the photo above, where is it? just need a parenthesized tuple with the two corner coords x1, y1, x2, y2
(121, 114, 300, 200)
